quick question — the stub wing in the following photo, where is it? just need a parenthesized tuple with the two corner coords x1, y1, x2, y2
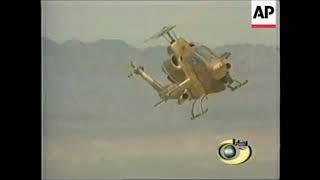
(129, 61, 163, 93)
(154, 78, 192, 107)
(160, 78, 191, 99)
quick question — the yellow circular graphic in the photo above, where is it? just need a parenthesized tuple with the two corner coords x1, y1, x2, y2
(217, 139, 252, 165)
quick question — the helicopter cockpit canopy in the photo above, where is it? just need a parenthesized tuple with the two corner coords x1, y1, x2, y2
(193, 45, 219, 63)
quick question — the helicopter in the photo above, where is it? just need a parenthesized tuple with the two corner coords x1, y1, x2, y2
(128, 25, 248, 120)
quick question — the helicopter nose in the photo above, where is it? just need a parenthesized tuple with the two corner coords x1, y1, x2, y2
(211, 61, 229, 80)
(212, 61, 224, 70)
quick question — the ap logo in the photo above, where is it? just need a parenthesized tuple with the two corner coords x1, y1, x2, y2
(251, 0, 277, 28)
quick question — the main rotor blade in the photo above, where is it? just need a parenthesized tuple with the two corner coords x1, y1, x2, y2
(144, 25, 176, 42)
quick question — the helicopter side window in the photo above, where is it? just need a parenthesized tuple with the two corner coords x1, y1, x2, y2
(191, 56, 198, 65)
(194, 46, 218, 62)
(191, 54, 207, 68)
(194, 48, 211, 63)
(200, 45, 218, 58)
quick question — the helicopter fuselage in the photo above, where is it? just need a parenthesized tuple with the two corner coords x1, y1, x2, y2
(162, 38, 230, 99)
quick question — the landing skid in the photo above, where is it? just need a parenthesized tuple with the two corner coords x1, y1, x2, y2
(228, 80, 248, 91)
(190, 95, 208, 120)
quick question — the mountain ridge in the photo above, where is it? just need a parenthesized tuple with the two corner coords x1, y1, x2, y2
(42, 36, 278, 50)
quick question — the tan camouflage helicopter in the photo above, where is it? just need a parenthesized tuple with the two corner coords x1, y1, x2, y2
(128, 25, 248, 120)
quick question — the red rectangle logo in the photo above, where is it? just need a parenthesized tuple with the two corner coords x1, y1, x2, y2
(251, 24, 276, 28)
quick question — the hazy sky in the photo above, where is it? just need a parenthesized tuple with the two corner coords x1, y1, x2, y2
(41, 0, 280, 48)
